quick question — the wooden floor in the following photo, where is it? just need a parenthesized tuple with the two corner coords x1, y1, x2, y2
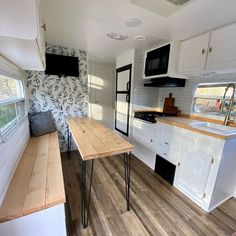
(61, 151, 236, 236)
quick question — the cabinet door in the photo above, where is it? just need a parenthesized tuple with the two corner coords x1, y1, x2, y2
(0, 0, 38, 39)
(206, 23, 236, 70)
(36, 0, 45, 67)
(133, 119, 155, 149)
(174, 143, 213, 203)
(178, 33, 210, 74)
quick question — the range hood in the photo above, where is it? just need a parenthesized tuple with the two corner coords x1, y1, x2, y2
(144, 77, 186, 87)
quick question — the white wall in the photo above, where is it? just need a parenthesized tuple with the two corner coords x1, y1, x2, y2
(0, 119, 30, 206)
(0, 56, 30, 206)
(88, 61, 115, 129)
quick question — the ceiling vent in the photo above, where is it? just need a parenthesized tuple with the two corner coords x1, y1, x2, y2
(166, 0, 191, 6)
(106, 32, 128, 41)
(130, 0, 193, 17)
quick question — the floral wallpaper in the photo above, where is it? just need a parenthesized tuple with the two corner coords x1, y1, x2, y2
(26, 45, 88, 152)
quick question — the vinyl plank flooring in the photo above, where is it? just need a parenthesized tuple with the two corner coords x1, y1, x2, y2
(61, 151, 236, 236)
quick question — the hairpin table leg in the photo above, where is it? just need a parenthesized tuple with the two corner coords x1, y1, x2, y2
(81, 159, 94, 228)
(68, 128, 71, 152)
(124, 152, 131, 211)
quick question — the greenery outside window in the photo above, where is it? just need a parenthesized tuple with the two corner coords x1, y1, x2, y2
(0, 74, 26, 142)
(192, 82, 236, 118)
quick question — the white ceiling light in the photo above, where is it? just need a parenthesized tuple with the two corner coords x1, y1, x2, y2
(126, 18, 142, 27)
(134, 35, 146, 40)
(106, 32, 128, 41)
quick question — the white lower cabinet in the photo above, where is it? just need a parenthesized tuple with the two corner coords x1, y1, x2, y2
(132, 119, 156, 150)
(174, 142, 213, 203)
(173, 128, 236, 212)
(132, 119, 157, 170)
(155, 122, 175, 164)
(132, 119, 236, 212)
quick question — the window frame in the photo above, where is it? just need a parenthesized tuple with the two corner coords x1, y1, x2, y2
(0, 76, 27, 142)
(191, 82, 236, 120)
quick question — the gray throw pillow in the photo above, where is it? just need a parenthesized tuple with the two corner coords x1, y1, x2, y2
(29, 111, 57, 137)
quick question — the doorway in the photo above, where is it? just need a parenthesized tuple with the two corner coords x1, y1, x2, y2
(115, 64, 132, 136)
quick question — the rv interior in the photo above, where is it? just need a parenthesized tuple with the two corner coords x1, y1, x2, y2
(1, 0, 236, 235)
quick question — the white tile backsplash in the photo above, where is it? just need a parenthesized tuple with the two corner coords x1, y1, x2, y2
(132, 49, 159, 109)
(157, 73, 236, 114)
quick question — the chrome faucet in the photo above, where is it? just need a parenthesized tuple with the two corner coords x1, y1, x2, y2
(220, 83, 235, 125)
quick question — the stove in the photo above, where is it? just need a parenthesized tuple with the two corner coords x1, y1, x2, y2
(134, 111, 168, 123)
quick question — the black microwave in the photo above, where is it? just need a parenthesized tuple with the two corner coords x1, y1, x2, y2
(144, 44, 171, 78)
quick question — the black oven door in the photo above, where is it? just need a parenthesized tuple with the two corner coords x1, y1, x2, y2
(145, 44, 170, 77)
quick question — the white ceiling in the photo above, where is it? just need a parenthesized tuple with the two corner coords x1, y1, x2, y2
(41, 0, 236, 64)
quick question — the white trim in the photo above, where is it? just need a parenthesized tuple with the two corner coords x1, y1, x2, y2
(0, 54, 26, 79)
(0, 97, 25, 105)
(192, 82, 236, 119)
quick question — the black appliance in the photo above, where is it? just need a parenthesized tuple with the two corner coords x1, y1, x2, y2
(134, 111, 174, 123)
(144, 77, 186, 88)
(144, 44, 170, 77)
(45, 53, 79, 77)
(155, 154, 176, 185)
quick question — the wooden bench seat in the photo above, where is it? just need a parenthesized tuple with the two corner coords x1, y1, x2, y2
(0, 132, 65, 223)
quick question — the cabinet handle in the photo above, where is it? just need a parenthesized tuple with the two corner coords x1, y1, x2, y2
(126, 94, 130, 103)
(164, 142, 169, 145)
(162, 153, 167, 156)
(178, 162, 180, 167)
(126, 82, 130, 91)
(41, 23, 46, 31)
(150, 139, 153, 143)
(201, 48, 206, 54)
(209, 47, 212, 53)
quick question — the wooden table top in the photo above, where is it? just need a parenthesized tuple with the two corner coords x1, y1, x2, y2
(67, 118, 134, 161)
(0, 132, 65, 223)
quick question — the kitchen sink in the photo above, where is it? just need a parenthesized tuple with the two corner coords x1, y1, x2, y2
(191, 122, 236, 135)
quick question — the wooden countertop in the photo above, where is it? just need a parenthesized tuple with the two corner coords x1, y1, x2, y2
(67, 118, 134, 161)
(0, 132, 65, 223)
(156, 117, 236, 140)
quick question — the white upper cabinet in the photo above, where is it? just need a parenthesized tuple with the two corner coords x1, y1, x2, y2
(178, 23, 236, 74)
(206, 23, 236, 71)
(0, 0, 45, 71)
(178, 33, 210, 74)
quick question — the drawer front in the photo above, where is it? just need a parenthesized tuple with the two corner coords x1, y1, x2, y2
(156, 143, 169, 160)
(155, 122, 173, 160)
(156, 122, 173, 142)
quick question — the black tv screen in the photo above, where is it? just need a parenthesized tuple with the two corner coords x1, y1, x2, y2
(45, 53, 79, 77)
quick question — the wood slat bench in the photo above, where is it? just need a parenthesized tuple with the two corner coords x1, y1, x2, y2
(0, 131, 66, 223)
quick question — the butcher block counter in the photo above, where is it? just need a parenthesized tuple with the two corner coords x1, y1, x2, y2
(0, 132, 65, 223)
(156, 116, 236, 140)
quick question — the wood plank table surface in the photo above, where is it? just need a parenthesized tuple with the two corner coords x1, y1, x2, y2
(67, 117, 134, 228)
(67, 117, 134, 160)
(0, 132, 65, 223)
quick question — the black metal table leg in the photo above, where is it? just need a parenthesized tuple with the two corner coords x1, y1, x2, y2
(124, 152, 131, 211)
(81, 159, 94, 228)
(68, 127, 71, 152)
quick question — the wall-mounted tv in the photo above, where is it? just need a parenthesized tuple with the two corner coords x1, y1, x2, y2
(45, 53, 79, 77)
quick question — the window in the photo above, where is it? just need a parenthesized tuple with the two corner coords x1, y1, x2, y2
(192, 82, 236, 118)
(0, 74, 26, 141)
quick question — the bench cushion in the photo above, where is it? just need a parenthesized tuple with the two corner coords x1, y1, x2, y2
(29, 111, 56, 137)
